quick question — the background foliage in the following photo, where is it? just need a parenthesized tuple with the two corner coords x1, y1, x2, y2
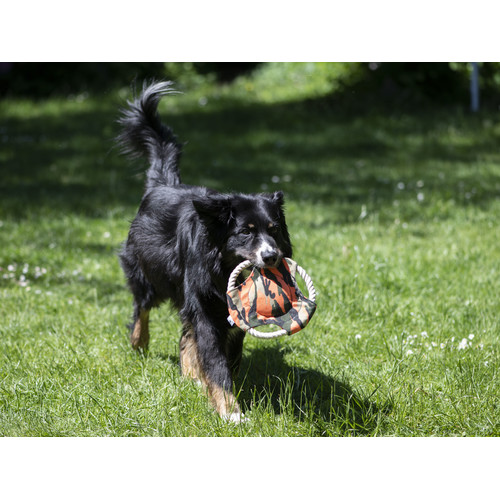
(2, 61, 500, 107)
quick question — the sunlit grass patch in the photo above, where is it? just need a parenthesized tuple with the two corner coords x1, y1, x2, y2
(1, 67, 500, 436)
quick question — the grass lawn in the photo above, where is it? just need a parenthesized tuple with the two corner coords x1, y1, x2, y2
(1, 64, 499, 437)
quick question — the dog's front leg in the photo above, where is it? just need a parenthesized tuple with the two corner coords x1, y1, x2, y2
(190, 316, 243, 422)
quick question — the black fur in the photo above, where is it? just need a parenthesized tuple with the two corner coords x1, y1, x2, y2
(117, 81, 292, 419)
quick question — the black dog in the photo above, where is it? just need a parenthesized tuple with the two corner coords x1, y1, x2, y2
(117, 81, 292, 421)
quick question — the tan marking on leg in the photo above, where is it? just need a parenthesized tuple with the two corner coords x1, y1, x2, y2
(179, 328, 202, 381)
(130, 309, 150, 350)
(180, 325, 241, 419)
(207, 383, 241, 418)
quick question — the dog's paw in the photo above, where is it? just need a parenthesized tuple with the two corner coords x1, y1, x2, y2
(223, 412, 249, 424)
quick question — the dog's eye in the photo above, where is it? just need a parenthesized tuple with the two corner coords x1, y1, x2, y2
(268, 225, 278, 234)
(241, 228, 252, 236)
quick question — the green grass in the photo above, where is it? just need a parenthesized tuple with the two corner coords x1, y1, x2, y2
(1, 63, 499, 436)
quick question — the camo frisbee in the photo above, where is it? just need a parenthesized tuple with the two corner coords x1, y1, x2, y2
(226, 258, 317, 339)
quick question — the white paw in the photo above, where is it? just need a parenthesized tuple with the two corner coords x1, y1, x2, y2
(223, 412, 249, 424)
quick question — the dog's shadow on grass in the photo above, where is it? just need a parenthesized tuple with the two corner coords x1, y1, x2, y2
(237, 344, 390, 436)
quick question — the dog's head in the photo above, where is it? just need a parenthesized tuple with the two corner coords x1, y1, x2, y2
(193, 191, 292, 268)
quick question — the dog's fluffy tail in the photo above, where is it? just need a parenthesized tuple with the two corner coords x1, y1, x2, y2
(117, 80, 182, 189)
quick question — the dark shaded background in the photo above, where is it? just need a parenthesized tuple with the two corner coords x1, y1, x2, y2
(2, 62, 500, 109)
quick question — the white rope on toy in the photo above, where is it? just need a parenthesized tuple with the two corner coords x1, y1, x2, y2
(227, 259, 253, 291)
(227, 259, 316, 339)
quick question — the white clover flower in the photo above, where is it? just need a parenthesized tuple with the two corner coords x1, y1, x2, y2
(103, 231, 111, 239)
(417, 192, 425, 202)
(440, 343, 446, 349)
(458, 338, 469, 350)
(406, 349, 414, 355)
(355, 334, 362, 341)
(34, 267, 44, 278)
(468, 334, 475, 340)
(421, 331, 428, 338)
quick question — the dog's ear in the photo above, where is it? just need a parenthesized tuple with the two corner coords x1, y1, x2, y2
(272, 190, 284, 205)
(192, 197, 232, 225)
(262, 190, 284, 207)
(261, 190, 292, 256)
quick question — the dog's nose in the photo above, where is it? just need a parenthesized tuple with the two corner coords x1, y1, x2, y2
(261, 249, 279, 267)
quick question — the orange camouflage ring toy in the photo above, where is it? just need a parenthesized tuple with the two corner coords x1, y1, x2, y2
(226, 258, 317, 339)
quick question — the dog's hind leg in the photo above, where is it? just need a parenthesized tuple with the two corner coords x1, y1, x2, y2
(120, 249, 156, 351)
(130, 305, 150, 351)
(179, 322, 202, 381)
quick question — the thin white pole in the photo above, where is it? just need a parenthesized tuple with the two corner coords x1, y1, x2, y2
(470, 62, 479, 112)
